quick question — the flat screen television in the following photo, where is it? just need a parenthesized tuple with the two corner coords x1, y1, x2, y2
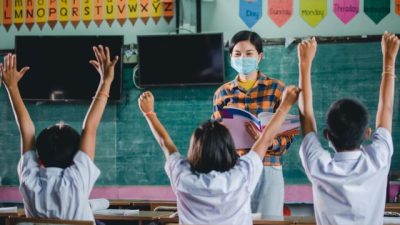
(137, 33, 225, 86)
(15, 35, 123, 102)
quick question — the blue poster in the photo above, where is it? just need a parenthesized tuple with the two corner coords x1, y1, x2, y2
(240, 0, 262, 28)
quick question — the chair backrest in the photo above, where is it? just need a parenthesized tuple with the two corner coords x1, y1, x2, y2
(7, 217, 94, 225)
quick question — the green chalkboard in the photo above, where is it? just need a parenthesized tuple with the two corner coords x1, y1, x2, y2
(0, 39, 399, 186)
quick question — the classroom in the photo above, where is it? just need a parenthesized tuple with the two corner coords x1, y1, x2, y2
(0, 0, 400, 225)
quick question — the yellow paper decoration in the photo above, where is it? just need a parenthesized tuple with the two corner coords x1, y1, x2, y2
(82, 0, 93, 27)
(14, 0, 24, 30)
(127, 0, 139, 25)
(59, 0, 69, 28)
(36, 0, 48, 30)
(105, 0, 115, 26)
(151, 0, 162, 24)
(300, 0, 327, 28)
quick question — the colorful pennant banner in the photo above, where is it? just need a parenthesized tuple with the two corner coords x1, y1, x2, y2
(59, 0, 69, 28)
(13, 0, 24, 30)
(0, 0, 2, 28)
(395, 0, 400, 16)
(105, 0, 115, 26)
(364, 0, 390, 24)
(0, 0, 174, 30)
(151, 0, 162, 24)
(82, 0, 92, 27)
(300, 0, 327, 28)
(268, 0, 292, 27)
(94, 0, 103, 27)
(3, 0, 12, 31)
(36, 0, 47, 30)
(127, 0, 139, 25)
(117, 0, 127, 26)
(163, 0, 173, 23)
(333, 0, 359, 24)
(140, 0, 150, 24)
(71, 0, 80, 28)
(240, 0, 262, 28)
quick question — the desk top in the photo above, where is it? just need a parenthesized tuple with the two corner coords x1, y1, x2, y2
(0, 209, 25, 217)
(94, 211, 175, 221)
(386, 203, 400, 213)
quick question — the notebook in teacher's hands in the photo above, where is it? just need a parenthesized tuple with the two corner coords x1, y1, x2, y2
(220, 107, 300, 149)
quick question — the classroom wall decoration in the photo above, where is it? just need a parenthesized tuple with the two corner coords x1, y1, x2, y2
(299, 0, 327, 28)
(82, 0, 92, 27)
(396, 0, 400, 16)
(117, 0, 128, 26)
(364, 0, 390, 24)
(0, 0, 174, 31)
(94, 0, 104, 26)
(239, 0, 263, 28)
(333, 0, 359, 24)
(267, 0, 292, 27)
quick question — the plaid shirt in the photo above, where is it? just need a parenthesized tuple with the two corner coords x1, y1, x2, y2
(212, 72, 294, 166)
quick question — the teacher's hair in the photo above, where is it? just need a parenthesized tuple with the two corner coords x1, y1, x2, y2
(188, 120, 239, 173)
(229, 30, 263, 54)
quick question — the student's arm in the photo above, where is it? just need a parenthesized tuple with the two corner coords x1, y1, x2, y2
(1, 54, 34, 154)
(298, 38, 318, 137)
(138, 91, 178, 159)
(252, 86, 300, 159)
(79, 45, 119, 160)
(376, 32, 399, 132)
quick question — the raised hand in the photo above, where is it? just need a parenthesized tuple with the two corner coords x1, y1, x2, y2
(138, 91, 155, 114)
(1, 54, 30, 90)
(298, 37, 317, 66)
(281, 85, 301, 110)
(381, 32, 400, 68)
(89, 45, 119, 84)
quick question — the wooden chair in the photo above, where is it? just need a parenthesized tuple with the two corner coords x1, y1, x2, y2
(6, 216, 94, 225)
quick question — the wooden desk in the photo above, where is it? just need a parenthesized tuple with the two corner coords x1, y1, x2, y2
(108, 199, 177, 211)
(158, 215, 314, 225)
(386, 203, 400, 213)
(95, 211, 175, 225)
(0, 209, 25, 225)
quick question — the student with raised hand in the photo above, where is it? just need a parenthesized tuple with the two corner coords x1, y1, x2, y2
(0, 46, 119, 221)
(138, 86, 300, 225)
(297, 33, 399, 225)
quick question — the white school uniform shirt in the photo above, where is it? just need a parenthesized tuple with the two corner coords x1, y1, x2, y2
(165, 151, 263, 225)
(300, 127, 393, 225)
(18, 150, 100, 222)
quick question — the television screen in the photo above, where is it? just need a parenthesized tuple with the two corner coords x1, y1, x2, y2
(137, 33, 225, 86)
(15, 35, 123, 101)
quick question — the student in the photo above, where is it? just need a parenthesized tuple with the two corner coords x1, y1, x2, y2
(0, 46, 119, 221)
(297, 32, 399, 225)
(212, 30, 294, 216)
(138, 86, 300, 225)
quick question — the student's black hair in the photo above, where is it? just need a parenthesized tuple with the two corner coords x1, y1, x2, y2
(326, 98, 369, 151)
(188, 120, 239, 173)
(36, 124, 80, 169)
(229, 30, 263, 54)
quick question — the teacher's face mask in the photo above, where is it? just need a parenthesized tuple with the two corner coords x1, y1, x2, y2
(230, 57, 258, 75)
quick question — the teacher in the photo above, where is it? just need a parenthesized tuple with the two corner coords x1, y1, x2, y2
(212, 30, 294, 216)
